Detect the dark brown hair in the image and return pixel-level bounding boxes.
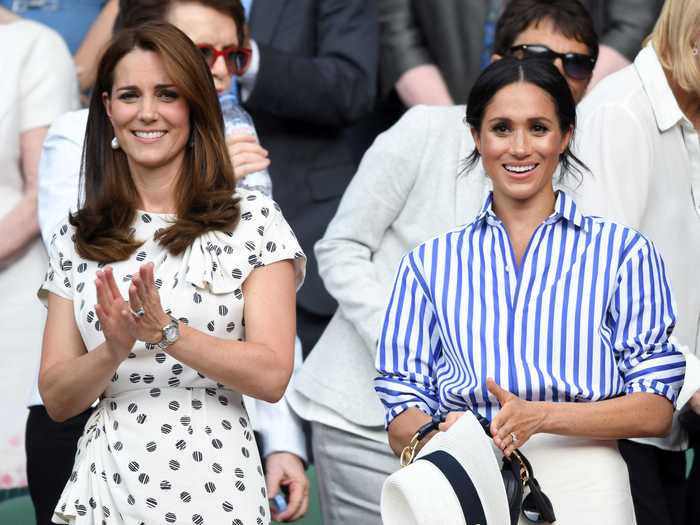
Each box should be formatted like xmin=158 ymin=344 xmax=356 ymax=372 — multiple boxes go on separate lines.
xmin=70 ymin=22 xmax=239 ymax=262
xmin=114 ymin=0 xmax=246 ymax=45
xmin=494 ymin=0 xmax=599 ymax=60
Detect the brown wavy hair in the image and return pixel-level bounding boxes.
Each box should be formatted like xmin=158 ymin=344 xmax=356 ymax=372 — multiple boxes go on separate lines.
xmin=70 ymin=22 xmax=240 ymax=262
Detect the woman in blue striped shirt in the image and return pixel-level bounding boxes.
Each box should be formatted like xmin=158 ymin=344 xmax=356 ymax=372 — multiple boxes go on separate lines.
xmin=375 ymin=57 xmax=686 ymax=524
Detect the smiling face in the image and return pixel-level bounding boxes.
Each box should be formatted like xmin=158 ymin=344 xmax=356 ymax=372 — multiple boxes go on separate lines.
xmin=166 ymin=2 xmax=241 ymax=94
xmin=471 ymin=81 xmax=571 ymax=211
xmin=509 ymin=18 xmax=592 ymax=103
xmin=103 ymin=48 xmax=190 ymax=179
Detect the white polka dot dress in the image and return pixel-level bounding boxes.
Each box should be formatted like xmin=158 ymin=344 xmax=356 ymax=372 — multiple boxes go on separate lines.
xmin=39 ymin=190 xmax=305 ymax=525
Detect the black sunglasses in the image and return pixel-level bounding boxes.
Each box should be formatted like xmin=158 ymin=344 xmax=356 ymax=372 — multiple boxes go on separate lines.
xmin=509 ymin=44 xmax=596 ymax=80
xmin=522 ymin=487 xmax=555 ymax=523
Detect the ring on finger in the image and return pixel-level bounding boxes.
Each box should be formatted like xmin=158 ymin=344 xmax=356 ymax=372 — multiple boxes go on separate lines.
xmin=510 ymin=431 xmax=518 ymax=444
xmin=130 ymin=306 xmax=145 ymax=318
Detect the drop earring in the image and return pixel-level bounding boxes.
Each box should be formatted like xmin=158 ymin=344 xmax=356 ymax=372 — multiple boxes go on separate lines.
xmin=111 ymin=136 xmax=120 ymax=150
xmin=693 ymin=42 xmax=699 ymax=56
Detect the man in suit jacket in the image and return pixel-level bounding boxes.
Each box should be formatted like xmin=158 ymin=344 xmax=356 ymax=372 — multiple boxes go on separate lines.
xmin=378 ymin=0 xmax=663 ymax=106
xmin=289 ymin=2 xmax=599 ymax=523
xmin=239 ymin=0 xmax=379 ymax=355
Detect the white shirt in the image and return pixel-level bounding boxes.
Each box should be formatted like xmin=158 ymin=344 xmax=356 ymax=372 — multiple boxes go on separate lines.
xmin=36 ymin=109 xmax=307 ymax=460
xmin=573 ymin=43 xmax=700 ymax=450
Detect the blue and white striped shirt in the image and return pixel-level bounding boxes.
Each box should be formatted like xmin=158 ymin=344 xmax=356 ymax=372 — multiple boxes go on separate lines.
xmin=375 ymin=191 xmax=686 ymax=427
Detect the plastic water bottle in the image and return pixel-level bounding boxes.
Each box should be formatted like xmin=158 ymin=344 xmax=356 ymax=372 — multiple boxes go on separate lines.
xmin=219 ymin=93 xmax=273 ymax=197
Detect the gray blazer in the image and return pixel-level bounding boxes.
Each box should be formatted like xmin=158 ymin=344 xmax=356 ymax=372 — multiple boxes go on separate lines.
xmin=295 ymin=105 xmax=490 ymax=427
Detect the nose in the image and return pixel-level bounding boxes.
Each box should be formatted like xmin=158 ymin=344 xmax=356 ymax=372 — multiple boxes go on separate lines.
xmin=138 ymin=95 xmax=158 ymax=123
xmin=511 ymin=129 xmax=531 ymax=157
xmin=553 ymin=57 xmax=566 ymax=79
xmin=210 ymin=54 xmax=229 ymax=87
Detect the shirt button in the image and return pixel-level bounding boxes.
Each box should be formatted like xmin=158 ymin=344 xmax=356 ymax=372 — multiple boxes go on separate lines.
xmin=505 ymin=266 xmax=512 ymax=273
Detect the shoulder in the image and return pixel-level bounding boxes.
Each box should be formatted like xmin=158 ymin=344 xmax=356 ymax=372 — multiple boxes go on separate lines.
xmin=578 ymin=64 xmax=652 ymax=126
xmin=6 ymin=20 xmax=70 ymax=62
xmin=45 ymin=216 xmax=78 ymax=258
xmin=48 ymin=109 xmax=89 ymax=137
xmin=585 ymin=215 xmax=657 ymax=261
xmin=235 ymin=189 xmax=281 ymax=223
xmin=399 ymin=104 xmax=466 ymax=130
xmin=405 ymin=221 xmax=477 ymax=266
xmin=373 ymin=104 xmax=467 ymax=159
xmin=45 ymin=109 xmax=89 ymax=144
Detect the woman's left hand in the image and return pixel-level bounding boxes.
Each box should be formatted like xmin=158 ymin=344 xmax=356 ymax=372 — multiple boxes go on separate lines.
xmin=488 ymin=378 xmax=546 ymax=456
xmin=126 ymin=262 xmax=171 ymax=344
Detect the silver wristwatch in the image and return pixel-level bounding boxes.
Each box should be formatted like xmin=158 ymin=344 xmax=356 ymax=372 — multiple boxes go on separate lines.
xmin=155 ymin=315 xmax=180 ymax=350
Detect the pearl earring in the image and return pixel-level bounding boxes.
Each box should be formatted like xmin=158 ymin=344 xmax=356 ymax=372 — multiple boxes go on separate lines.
xmin=111 ymin=136 xmax=120 ymax=150
xmin=694 ymin=42 xmax=699 ymax=56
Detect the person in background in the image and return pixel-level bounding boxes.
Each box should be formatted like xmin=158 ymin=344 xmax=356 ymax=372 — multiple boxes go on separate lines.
xmin=573 ymin=0 xmax=700 ymax=523
xmin=32 ymin=2 xmax=309 ymax=523
xmin=378 ymin=0 xmax=662 ymax=107
xmin=39 ymin=22 xmax=305 ymax=525
xmin=240 ymin=0 xmax=379 ymax=355
xmin=0 ymin=5 xmax=78 ymax=504
xmin=376 ymin=55 xmax=684 ymax=525
xmin=292 ymin=2 xmax=598 ymax=523
xmin=0 ymin=0 xmax=107 ymax=54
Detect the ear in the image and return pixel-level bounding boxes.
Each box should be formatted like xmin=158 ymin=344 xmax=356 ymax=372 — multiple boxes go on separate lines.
xmin=102 ymin=91 xmax=113 ymax=119
xmin=560 ymin=125 xmax=574 ymax=154
xmin=470 ymin=126 xmax=482 ymax=153
xmin=490 ymin=53 xmax=503 ymax=64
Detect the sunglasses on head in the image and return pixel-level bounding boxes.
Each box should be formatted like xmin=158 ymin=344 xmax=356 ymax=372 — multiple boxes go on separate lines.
xmin=508 ymin=44 xmax=596 ymax=80
xmin=196 ymin=44 xmax=252 ymax=76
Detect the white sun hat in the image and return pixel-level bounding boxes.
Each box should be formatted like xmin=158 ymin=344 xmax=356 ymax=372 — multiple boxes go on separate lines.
xmin=381 ymin=411 xmax=510 ymax=525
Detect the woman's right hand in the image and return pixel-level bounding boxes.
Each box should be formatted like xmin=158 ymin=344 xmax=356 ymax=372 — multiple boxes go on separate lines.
xmin=226 ymin=133 xmax=270 ymax=180
xmin=94 ymin=266 xmax=136 ymax=363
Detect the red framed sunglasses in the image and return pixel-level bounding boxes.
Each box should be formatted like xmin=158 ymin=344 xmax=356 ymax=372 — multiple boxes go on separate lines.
xmin=196 ymin=44 xmax=252 ymax=76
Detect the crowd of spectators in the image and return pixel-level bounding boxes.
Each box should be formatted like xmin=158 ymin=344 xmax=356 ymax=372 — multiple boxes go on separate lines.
xmin=0 ymin=1 xmax=698 ymax=525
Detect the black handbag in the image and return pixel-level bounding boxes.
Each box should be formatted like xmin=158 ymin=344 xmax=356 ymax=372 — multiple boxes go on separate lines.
xmin=401 ymin=412 xmax=556 ymax=525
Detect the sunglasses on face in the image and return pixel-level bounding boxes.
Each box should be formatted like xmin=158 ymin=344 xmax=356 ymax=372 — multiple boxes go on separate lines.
xmin=196 ymin=44 xmax=252 ymax=76
xmin=508 ymin=44 xmax=596 ymax=80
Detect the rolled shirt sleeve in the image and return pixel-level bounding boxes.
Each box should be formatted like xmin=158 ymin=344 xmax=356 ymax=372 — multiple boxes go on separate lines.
xmin=611 ymin=237 xmax=686 ymax=404
xmin=374 ymin=250 xmax=441 ymax=428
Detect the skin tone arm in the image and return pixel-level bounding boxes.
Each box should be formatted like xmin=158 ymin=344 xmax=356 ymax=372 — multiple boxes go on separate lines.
xmin=0 ymin=126 xmax=48 ymax=268
xmin=394 ymin=64 xmax=454 ymax=106
xmin=40 ymin=260 xmax=297 ymax=421
xmin=39 ymin=290 xmax=135 ymax=423
xmin=123 ymin=261 xmax=296 ymax=402
xmin=387 ymin=407 xmax=433 ymax=456
xmin=73 ymin=0 xmax=119 ymax=93
xmin=440 ymin=379 xmax=673 ymax=457
xmin=389 ymin=379 xmax=672 ymax=459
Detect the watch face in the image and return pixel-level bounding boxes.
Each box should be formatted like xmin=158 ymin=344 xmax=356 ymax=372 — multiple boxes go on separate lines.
xmin=164 ymin=323 xmax=179 ymax=343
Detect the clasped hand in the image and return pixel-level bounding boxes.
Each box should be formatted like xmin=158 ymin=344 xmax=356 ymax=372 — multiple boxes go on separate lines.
xmin=438 ymin=378 xmax=547 ymax=457
xmin=94 ymin=263 xmax=170 ymax=362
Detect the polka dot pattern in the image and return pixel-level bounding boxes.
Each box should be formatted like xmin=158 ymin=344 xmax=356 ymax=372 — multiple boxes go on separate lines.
xmin=40 ymin=190 xmax=304 ymax=525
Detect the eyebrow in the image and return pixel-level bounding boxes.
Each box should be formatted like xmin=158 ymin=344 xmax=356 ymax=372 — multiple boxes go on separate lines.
xmin=486 ymin=116 xmax=556 ymax=125
xmin=115 ymin=83 xmax=177 ymax=92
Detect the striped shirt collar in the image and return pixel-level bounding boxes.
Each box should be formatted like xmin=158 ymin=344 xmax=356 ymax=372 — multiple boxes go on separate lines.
xmin=473 ymin=190 xmax=588 ymax=232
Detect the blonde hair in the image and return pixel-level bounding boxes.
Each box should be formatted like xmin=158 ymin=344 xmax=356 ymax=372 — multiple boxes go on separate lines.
xmin=648 ymin=0 xmax=700 ymax=95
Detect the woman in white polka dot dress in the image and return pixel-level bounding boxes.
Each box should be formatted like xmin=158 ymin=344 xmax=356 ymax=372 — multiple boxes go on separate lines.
xmin=38 ymin=24 xmax=304 ymax=525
